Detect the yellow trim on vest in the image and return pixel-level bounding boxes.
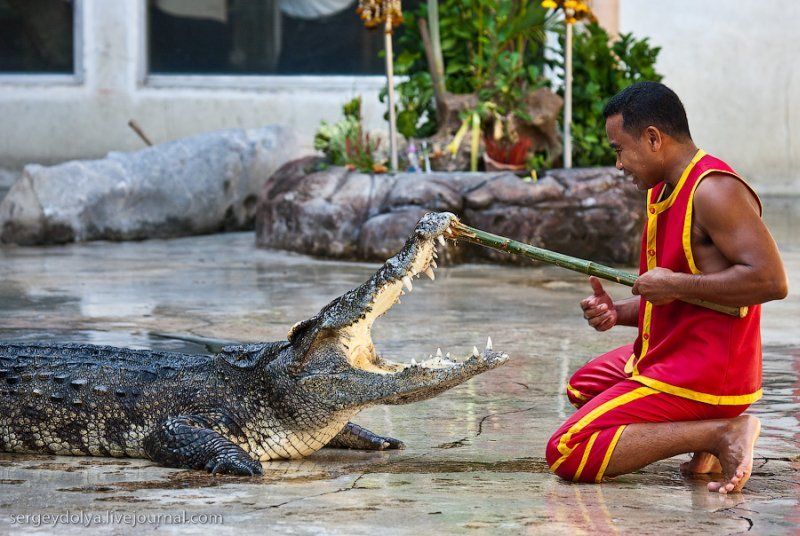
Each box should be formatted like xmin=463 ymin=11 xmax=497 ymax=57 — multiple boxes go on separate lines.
xmin=636 ymin=150 xmax=706 ymax=374
xmin=623 ymin=353 xmax=636 ymax=375
xmin=629 ymin=375 xmax=762 ymax=405
xmin=549 ymin=386 xmax=658 ymax=473
xmin=648 ymin=149 xmax=706 ymax=214
xmin=567 ymin=384 xmax=590 ymax=402
xmin=683 ymin=178 xmax=704 ymax=275
xmin=596 ymin=425 xmax=627 ymax=483
xmin=633 ymin=302 xmax=652 ymax=375
xmin=682 ymin=168 xmax=763 ymax=276
xmin=574 ymin=431 xmax=600 ymax=481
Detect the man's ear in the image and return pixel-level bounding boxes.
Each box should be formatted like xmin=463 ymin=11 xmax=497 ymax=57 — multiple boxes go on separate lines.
xmin=644 ymin=126 xmax=662 ymax=152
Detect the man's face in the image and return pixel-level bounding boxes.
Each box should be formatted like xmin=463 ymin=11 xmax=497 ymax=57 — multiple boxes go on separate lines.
xmin=605 ymin=114 xmax=661 ymax=191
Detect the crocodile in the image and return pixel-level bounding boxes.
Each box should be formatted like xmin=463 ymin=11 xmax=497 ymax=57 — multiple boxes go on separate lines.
xmin=0 ymin=212 xmax=508 ymax=475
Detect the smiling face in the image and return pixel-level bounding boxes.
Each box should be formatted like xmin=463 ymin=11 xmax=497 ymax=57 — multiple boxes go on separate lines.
xmin=605 ymin=113 xmax=665 ymax=191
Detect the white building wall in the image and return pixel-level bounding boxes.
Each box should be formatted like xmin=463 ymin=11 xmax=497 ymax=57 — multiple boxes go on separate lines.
xmin=0 ymin=0 xmax=386 ymax=169
xmin=620 ymin=0 xmax=800 ymax=193
xmin=1 ymin=1 xmax=798 ymax=195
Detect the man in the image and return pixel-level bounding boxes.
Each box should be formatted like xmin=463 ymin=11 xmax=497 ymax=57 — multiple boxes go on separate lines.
xmin=545 ymin=82 xmax=788 ymax=493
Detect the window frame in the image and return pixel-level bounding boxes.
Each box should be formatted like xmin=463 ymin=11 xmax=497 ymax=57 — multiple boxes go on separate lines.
xmin=0 ymin=0 xmax=85 ymax=85
xmin=138 ymin=0 xmax=388 ymax=91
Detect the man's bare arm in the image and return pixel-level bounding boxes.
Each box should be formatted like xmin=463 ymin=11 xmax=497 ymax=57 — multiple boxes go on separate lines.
xmin=633 ymin=174 xmax=788 ymax=307
xmin=611 ymin=296 xmax=640 ymax=326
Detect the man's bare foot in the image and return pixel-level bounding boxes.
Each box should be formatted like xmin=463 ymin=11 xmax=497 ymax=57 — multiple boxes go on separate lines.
xmin=708 ymin=415 xmax=761 ymax=494
xmin=681 ymin=451 xmax=722 ymax=475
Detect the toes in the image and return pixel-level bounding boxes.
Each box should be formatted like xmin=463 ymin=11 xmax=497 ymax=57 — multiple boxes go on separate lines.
xmin=707 ymin=481 xmax=722 ymax=492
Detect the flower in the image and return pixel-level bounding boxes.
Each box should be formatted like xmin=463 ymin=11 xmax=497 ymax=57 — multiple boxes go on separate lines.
xmin=540 ymin=0 xmax=595 ymax=24
xmin=357 ymin=0 xmax=403 ymax=31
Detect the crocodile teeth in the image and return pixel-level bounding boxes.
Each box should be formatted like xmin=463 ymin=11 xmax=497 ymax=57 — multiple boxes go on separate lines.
xmin=424 ymin=267 xmax=435 ymax=280
xmin=486 ymin=337 xmax=493 ymax=350
xmin=436 ymin=348 xmax=443 ymax=357
xmin=445 ymin=226 xmax=453 ymax=235
xmin=446 ymin=352 xmax=450 ymax=358
xmin=472 ymin=346 xmax=480 ymax=356
xmin=432 ymin=251 xmax=438 ymax=259
xmin=410 ymin=358 xmax=417 ymax=365
xmin=402 ymin=276 xmax=413 ymax=292
xmin=437 ymin=236 xmax=446 ymax=246
xmin=430 ymin=259 xmax=437 ymax=268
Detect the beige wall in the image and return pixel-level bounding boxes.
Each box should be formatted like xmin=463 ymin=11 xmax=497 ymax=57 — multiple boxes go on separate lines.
xmin=590 ymin=0 xmax=619 ymax=38
xmin=620 ymin=1 xmax=800 ymax=193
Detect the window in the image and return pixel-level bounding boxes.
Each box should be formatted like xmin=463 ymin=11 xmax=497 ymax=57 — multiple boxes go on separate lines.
xmin=147 ymin=0 xmax=420 ymax=76
xmin=0 ymin=0 xmax=76 ymax=74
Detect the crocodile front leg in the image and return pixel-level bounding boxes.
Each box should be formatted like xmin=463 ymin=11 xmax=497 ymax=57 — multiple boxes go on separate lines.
xmin=325 ymin=422 xmax=405 ymax=451
xmin=143 ymin=416 xmax=263 ymax=476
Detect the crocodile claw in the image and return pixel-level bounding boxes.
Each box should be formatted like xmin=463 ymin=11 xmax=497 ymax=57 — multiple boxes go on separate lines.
xmin=379 ymin=436 xmax=406 ymax=450
xmin=205 ymin=456 xmax=263 ymax=476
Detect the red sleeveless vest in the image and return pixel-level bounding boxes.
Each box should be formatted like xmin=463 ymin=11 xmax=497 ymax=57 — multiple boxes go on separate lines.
xmin=625 ymin=150 xmax=763 ymax=405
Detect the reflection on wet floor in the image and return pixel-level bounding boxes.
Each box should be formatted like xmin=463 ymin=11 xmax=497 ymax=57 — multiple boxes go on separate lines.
xmin=0 ymin=196 xmax=797 ymax=534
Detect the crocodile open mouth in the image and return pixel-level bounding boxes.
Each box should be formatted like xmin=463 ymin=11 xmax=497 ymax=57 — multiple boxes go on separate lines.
xmin=338 ymin=212 xmax=508 ymax=376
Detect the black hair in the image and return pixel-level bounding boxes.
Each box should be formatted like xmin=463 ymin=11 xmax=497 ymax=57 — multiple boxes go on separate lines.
xmin=602 ymin=81 xmax=692 ymax=141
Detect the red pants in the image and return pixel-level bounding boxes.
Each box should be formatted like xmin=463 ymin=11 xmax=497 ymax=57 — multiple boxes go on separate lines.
xmin=546 ymin=344 xmax=749 ymax=483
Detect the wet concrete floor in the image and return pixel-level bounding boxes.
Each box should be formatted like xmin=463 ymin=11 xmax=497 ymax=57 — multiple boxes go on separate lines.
xmin=0 ymin=197 xmax=798 ymax=534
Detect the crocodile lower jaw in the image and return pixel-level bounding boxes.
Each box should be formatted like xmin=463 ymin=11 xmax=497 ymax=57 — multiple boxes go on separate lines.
xmin=342 ymin=224 xmax=503 ymax=375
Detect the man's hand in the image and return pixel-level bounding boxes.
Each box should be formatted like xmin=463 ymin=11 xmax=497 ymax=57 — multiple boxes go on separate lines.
xmin=632 ymin=267 xmax=679 ymax=305
xmin=580 ymin=276 xmax=618 ymax=331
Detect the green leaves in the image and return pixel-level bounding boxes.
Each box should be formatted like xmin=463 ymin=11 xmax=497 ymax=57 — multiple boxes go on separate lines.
xmin=560 ymin=23 xmax=663 ymax=167
xmin=380 ymin=71 xmax=437 ymax=140
xmin=392 ymin=0 xmax=555 ymax=138
xmin=314 ymin=97 xmax=387 ymax=171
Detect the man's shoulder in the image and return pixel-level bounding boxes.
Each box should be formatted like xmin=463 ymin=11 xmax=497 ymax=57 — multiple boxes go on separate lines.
xmin=693 ymin=172 xmax=761 ymax=221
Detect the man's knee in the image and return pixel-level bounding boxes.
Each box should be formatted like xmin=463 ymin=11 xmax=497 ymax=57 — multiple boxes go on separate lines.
xmin=546 ymin=428 xmax=608 ymax=484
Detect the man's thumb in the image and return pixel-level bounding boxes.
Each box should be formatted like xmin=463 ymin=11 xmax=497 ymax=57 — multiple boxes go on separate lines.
xmin=589 ymin=276 xmax=605 ymax=296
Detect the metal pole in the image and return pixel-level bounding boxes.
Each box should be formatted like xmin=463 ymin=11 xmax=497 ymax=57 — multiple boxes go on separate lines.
xmin=385 ymin=11 xmax=399 ymax=172
xmin=564 ymin=21 xmax=573 ymax=169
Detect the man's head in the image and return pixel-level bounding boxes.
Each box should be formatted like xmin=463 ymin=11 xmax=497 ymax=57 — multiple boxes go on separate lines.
xmin=603 ymin=81 xmax=693 ymax=190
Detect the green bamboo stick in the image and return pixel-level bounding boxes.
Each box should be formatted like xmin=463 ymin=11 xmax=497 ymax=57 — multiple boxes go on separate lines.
xmin=450 ymin=221 xmax=747 ymax=318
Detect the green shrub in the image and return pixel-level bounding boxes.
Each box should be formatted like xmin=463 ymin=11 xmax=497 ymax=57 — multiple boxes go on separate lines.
xmin=314 ymin=97 xmax=388 ymax=173
xmin=314 ymin=97 xmax=362 ymax=166
xmin=386 ymin=1 xmax=554 ymax=140
xmin=564 ymin=23 xmax=662 ymax=167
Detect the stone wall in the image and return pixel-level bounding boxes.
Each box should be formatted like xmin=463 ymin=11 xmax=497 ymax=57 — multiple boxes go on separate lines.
xmin=256 ymin=158 xmax=644 ymax=266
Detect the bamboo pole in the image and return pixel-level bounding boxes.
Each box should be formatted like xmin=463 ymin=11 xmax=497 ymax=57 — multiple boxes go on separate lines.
xmin=450 ymin=221 xmax=747 ymax=318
